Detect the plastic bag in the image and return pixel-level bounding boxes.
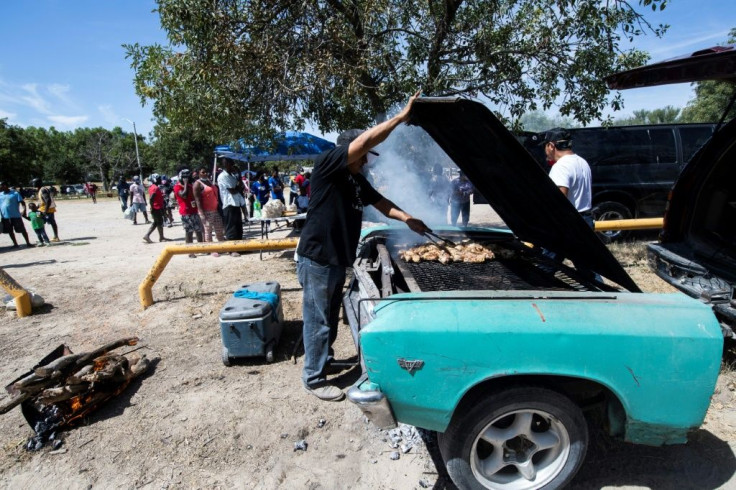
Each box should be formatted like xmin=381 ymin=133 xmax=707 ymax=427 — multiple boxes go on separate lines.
xmin=123 ymin=206 xmax=135 ymax=220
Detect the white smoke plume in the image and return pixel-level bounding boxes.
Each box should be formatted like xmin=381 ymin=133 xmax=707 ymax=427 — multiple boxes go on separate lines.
xmin=362 ymin=124 xmax=457 ymax=226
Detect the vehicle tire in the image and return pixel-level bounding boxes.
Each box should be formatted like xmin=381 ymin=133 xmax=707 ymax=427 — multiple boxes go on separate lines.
xmin=221 ymin=346 xmax=232 ymax=367
xmin=592 ymin=201 xmax=633 ymax=242
xmin=438 ymin=386 xmax=588 ymax=490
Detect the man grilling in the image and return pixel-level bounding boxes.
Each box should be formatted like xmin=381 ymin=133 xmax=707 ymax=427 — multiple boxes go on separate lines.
xmin=297 ymin=91 xmax=431 ymax=401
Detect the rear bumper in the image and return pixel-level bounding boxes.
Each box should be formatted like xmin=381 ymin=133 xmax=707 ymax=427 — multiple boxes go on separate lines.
xmin=347 ymin=376 xmax=397 ymax=429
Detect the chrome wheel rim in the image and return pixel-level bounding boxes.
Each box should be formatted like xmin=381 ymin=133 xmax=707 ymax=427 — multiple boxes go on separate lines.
xmin=470 ymin=409 xmax=571 ymax=490
xmin=596 ymin=209 xmax=627 ymax=240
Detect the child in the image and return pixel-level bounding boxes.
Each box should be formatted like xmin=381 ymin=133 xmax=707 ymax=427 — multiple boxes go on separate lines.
xmin=24 ymin=202 xmax=50 ymax=246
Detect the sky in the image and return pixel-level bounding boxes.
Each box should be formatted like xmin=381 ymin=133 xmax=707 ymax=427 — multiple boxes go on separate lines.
xmin=0 ymin=1 xmax=732 ymax=141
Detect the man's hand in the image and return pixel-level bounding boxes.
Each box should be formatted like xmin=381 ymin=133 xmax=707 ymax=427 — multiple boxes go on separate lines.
xmin=405 ymin=217 xmax=431 ymax=235
xmin=396 ymin=90 xmax=421 ymax=123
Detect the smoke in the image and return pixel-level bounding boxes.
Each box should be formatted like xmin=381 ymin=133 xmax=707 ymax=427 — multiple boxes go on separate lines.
xmin=362 ymin=125 xmax=457 ymax=226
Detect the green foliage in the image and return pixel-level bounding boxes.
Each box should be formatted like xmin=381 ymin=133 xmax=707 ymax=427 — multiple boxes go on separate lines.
xmin=611 ymin=105 xmax=681 ymax=125
xmin=125 ymin=0 xmax=667 ymax=139
xmin=519 ymin=111 xmax=582 ymax=132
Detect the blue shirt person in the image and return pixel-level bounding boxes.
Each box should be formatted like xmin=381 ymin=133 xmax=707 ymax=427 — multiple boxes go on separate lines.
xmin=0 ymin=181 xmax=31 ymax=247
xmin=267 ymin=167 xmax=285 ymax=203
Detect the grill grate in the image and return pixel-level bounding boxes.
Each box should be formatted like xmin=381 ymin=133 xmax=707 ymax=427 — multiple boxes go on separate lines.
xmin=401 ymin=257 xmax=582 ymax=292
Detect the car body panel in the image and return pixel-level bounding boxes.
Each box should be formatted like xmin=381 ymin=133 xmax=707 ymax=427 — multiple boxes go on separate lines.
xmin=359 ymin=290 xmax=722 ymax=444
xmin=408 ymin=97 xmax=640 ymax=292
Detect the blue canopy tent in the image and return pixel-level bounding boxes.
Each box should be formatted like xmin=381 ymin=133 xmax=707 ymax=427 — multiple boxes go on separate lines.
xmin=215 ymin=131 xmax=335 ymax=177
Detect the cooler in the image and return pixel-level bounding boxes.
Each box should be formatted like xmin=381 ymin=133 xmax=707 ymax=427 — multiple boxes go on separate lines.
xmin=219 ymin=281 xmax=284 ymax=365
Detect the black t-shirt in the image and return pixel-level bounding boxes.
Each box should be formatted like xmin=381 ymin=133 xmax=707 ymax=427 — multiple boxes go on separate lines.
xmin=297 ymin=146 xmax=382 ymax=266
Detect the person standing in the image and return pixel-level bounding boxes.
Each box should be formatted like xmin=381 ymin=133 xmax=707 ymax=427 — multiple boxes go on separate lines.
xmin=268 ymin=167 xmax=285 ymax=204
xmin=128 ymin=176 xmax=150 ymax=225
xmin=85 ymin=181 xmax=98 ymax=203
xmin=174 ymin=169 xmax=204 ymax=257
xmin=23 ymin=202 xmax=50 ymax=246
xmin=217 ymin=158 xmax=246 ymax=254
xmin=250 ymin=172 xmax=270 ymax=212
xmin=143 ymin=174 xmax=170 ymax=243
xmin=296 ymin=91 xmax=430 ymax=401
xmin=0 ymin=181 xmax=31 ymax=247
xmin=32 ymin=178 xmax=60 ymax=242
xmin=539 ymin=128 xmax=601 ymax=281
xmin=160 ymin=175 xmax=175 ymax=227
xmin=449 ymin=171 xmax=473 ymax=226
xmin=194 ymin=166 xmax=226 ymax=251
xmin=117 ymin=176 xmax=130 ymax=213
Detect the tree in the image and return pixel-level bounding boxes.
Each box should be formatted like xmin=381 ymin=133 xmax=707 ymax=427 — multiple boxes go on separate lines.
xmin=0 ymin=119 xmax=40 ymax=186
xmin=520 ymin=111 xmax=582 ymax=132
xmin=126 ymin=0 xmax=667 ymax=140
xmin=611 ymin=105 xmax=681 ymax=126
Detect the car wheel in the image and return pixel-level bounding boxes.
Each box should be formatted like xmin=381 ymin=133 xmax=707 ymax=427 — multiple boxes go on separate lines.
xmin=593 ymin=201 xmax=633 ymax=242
xmin=438 ymin=387 xmax=588 ymax=490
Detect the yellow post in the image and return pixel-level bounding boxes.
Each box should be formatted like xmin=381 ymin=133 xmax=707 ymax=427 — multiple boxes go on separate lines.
xmin=139 ymin=238 xmax=299 ymax=309
xmin=594 ymin=217 xmax=663 ymax=231
xmin=0 ymin=267 xmax=32 ymax=318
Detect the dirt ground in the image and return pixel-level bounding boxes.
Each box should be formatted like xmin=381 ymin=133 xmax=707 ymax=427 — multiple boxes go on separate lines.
xmin=1 ymin=196 xmax=735 ymax=489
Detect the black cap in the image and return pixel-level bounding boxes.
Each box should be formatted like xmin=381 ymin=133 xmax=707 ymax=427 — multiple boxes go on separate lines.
xmin=336 ymin=129 xmax=379 ymax=156
xmin=535 ymin=128 xmax=572 ymax=149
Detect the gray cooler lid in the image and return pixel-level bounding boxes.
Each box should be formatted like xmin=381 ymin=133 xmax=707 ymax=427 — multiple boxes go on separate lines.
xmin=219 ymin=281 xmax=281 ymax=321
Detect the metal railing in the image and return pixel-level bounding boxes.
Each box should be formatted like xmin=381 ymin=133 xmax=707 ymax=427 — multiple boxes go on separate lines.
xmin=139 ymin=238 xmax=299 ymax=309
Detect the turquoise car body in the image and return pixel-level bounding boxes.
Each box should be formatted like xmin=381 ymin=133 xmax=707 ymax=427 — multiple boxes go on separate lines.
xmin=358 ymin=289 xmax=721 ymax=445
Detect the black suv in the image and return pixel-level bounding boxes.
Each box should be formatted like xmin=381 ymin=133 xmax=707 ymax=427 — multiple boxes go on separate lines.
xmin=607 ymin=45 xmax=736 ymax=337
xmin=522 ymin=123 xmax=716 ymax=240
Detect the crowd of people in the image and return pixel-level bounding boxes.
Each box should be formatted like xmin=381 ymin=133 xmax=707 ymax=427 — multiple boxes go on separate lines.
xmin=116 ymin=163 xmax=313 ymax=257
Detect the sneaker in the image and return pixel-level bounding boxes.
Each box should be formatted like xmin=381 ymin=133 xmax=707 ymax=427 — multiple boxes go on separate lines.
xmin=230 ymin=252 xmax=240 ymax=257
xmin=143 ymin=237 xmax=153 ymax=244
xmin=50 ymin=237 xmax=60 ymax=242
xmin=159 ymin=238 xmax=172 ymax=242
xmin=36 ymin=242 xmax=45 ymax=247
xmin=211 ymin=252 xmax=220 ymax=257
xmin=303 ymin=384 xmax=345 ymax=402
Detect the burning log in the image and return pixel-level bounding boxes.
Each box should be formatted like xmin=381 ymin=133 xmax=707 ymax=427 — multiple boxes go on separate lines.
xmin=0 ymin=337 xmax=153 ymax=450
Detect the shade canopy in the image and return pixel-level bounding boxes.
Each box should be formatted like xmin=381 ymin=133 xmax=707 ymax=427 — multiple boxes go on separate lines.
xmin=215 ymin=131 xmax=335 ymax=163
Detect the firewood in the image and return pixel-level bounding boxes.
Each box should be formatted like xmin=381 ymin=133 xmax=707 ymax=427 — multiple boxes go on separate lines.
xmin=74 ymin=337 xmax=138 ymax=368
xmin=66 ymin=365 xmax=94 ymax=384
xmin=34 ymin=354 xmax=84 ymax=377
xmin=37 ymin=385 xmax=88 ymax=404
xmin=130 ymin=356 xmax=150 ymax=377
xmin=0 ymin=392 xmax=32 ymax=415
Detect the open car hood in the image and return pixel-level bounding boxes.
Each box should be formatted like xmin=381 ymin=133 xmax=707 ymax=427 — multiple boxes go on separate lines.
xmin=408 ymin=97 xmax=640 ymax=292
xmin=606 ymin=45 xmax=736 ymax=89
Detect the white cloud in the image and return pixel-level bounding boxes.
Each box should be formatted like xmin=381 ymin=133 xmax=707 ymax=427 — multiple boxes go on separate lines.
xmin=48 ymin=114 xmax=89 ymax=127
xmin=649 ymin=30 xmax=733 ymax=58
xmin=48 ymin=83 xmax=77 ymax=109
xmin=98 ymin=104 xmax=119 ymax=125
xmin=20 ymin=83 xmax=52 ymax=114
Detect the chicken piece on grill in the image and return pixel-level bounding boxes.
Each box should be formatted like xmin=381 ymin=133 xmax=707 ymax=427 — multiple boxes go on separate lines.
xmin=400 ymin=241 xmax=498 ymax=264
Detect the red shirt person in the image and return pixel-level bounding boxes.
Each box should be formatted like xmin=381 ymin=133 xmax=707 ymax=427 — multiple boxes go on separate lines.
xmin=173 ymin=169 xmax=204 ymax=254
xmin=143 ymin=174 xmax=170 ymax=243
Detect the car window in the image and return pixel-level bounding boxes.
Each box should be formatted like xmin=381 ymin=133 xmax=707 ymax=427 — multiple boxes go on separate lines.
xmin=680 ymin=126 xmax=715 ymax=163
xmin=573 ymin=128 xmax=675 ymax=166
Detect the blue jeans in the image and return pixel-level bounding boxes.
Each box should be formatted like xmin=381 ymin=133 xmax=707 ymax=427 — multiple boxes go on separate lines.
xmin=297 ymin=256 xmax=346 ymax=388
xmin=450 ymin=200 xmax=470 ymax=226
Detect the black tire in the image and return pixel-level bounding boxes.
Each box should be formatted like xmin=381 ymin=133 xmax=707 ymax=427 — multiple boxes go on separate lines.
xmin=222 ymin=346 xmax=232 ymax=367
xmin=593 ymin=201 xmax=633 ymax=242
xmin=438 ymin=387 xmax=588 ymax=490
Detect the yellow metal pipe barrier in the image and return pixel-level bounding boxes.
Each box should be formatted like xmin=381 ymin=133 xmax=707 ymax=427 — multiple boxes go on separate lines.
xmin=0 ymin=267 xmax=32 ymax=318
xmin=139 ymin=238 xmax=299 ymax=309
xmin=594 ymin=217 xmax=663 ymax=232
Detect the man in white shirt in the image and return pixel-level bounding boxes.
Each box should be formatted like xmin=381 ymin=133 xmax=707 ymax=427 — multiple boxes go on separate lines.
xmin=540 ymin=128 xmax=600 ymax=282
xmin=217 ymin=157 xmax=246 ymax=245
